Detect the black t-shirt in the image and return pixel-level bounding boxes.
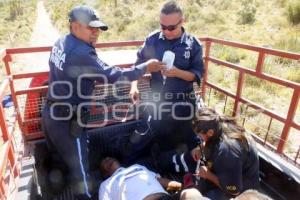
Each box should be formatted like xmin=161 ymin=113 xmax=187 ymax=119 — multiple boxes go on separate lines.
xmin=208 ymin=137 xmax=260 ymax=195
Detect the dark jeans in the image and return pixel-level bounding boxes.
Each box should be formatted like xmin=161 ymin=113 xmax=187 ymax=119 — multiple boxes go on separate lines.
xmin=42 ymin=104 xmax=92 ymax=199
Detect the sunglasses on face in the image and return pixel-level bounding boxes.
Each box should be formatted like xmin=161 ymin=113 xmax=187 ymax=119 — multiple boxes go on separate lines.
xmin=160 ymin=19 xmax=182 ymax=31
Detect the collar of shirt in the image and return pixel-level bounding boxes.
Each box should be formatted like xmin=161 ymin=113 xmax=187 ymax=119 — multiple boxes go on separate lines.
xmin=112 ymin=165 xmax=145 ymax=179
xmin=159 ymin=27 xmax=188 ymax=44
xmin=69 ymin=33 xmax=94 ymax=48
xmin=111 ymin=167 xmax=125 ymax=177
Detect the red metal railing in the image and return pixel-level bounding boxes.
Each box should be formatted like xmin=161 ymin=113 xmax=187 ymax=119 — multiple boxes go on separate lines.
xmin=0 ymin=79 xmax=20 ymax=199
xmin=0 ymin=38 xmax=299 ymax=199
xmin=201 ymin=38 xmax=300 ymax=159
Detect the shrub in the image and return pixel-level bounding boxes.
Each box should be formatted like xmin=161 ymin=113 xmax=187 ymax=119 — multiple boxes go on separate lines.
xmin=286 ymin=66 xmax=300 ymax=82
xmin=8 ymin=0 xmax=24 ymax=20
xmin=237 ymin=0 xmax=256 ymax=25
xmin=287 ymin=0 xmax=300 ymax=25
xmin=0 ymin=0 xmax=37 ymax=46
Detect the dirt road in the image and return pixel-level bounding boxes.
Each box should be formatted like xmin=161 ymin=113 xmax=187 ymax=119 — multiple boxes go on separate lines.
xmin=12 ymin=0 xmax=59 ymax=90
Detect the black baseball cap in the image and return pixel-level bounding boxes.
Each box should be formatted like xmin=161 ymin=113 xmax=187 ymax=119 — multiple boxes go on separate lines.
xmin=69 ymin=5 xmax=108 ymax=31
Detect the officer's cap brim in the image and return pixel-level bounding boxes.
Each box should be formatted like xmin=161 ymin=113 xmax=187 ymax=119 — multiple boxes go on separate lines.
xmin=89 ymin=20 xmax=108 ymax=31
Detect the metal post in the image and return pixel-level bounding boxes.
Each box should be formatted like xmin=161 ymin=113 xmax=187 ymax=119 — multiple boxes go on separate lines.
xmin=3 ymin=54 xmax=24 ymax=133
xmin=233 ymin=70 xmax=245 ymax=117
xmin=256 ymin=51 xmax=265 ymax=74
xmin=277 ymin=89 xmax=299 ymax=153
xmin=201 ymin=41 xmax=211 ymax=101
xmin=0 ymin=79 xmax=10 ymax=141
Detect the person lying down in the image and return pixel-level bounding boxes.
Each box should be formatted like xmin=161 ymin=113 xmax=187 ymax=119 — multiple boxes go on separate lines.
xmin=98 ymin=157 xmax=182 ymax=200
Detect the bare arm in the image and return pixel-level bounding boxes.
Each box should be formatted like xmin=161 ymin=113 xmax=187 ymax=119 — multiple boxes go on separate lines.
xmin=130 ymin=80 xmax=139 ymax=103
xmin=157 ymin=177 xmax=182 ymax=191
xmin=162 ymin=66 xmax=195 ymax=81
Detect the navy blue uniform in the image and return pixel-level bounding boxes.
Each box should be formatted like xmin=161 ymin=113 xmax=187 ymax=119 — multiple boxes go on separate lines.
xmin=42 ymin=33 xmax=148 ymax=198
xmin=136 ymin=29 xmax=203 ymax=93
xmin=203 ymin=138 xmax=260 ymax=200
xmin=135 ymin=29 xmax=204 ymax=151
xmin=155 ymin=135 xmax=259 ymax=200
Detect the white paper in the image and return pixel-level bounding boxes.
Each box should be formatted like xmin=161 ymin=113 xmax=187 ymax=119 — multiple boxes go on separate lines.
xmin=162 ymin=51 xmax=175 ymax=70
xmin=162 ymin=51 xmax=175 ymax=85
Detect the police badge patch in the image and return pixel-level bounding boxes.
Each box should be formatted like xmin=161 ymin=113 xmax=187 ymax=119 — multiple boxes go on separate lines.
xmin=184 ymin=50 xmax=190 ymax=59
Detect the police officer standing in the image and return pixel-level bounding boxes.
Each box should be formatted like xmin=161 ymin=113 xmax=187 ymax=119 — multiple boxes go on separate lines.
xmin=130 ymin=1 xmax=204 ymax=153
xmin=42 ymin=5 xmax=164 ymax=199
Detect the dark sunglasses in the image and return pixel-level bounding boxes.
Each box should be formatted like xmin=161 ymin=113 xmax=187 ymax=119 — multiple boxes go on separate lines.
xmin=160 ymin=19 xmax=182 ymax=31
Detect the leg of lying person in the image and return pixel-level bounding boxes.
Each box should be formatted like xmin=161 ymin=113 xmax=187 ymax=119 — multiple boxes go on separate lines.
xmin=42 ymin=105 xmax=93 ymax=199
xmin=156 ymin=150 xmax=197 ymax=174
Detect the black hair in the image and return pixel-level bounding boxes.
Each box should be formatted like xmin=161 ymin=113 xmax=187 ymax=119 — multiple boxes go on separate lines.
xmin=161 ymin=0 xmax=183 ymax=16
xmin=192 ymin=107 xmax=250 ymax=159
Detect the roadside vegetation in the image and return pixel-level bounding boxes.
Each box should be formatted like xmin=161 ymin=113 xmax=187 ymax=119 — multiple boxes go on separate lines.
xmin=0 ymin=0 xmax=37 ymax=48
xmin=0 ymin=0 xmax=38 ymax=81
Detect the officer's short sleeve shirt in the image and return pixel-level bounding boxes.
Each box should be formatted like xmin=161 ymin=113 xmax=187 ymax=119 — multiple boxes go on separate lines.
xmin=135 ymin=29 xmax=204 ymax=93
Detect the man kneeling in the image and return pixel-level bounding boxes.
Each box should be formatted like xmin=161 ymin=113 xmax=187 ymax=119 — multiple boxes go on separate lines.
xmin=99 ymin=157 xmax=182 ymax=200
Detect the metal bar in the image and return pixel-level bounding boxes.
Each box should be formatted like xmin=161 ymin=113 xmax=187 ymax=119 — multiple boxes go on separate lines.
xmin=209 ymin=37 xmax=300 ymax=60
xmin=209 ymin=57 xmax=300 ymax=89
xmin=15 ymin=86 xmax=48 ymax=95
xmin=0 ymin=79 xmax=9 ymax=104
xmin=3 ymin=54 xmax=12 ymax=75
xmin=6 ymin=46 xmax=52 ymax=54
xmin=277 ymin=89 xmax=300 ymax=153
xmin=233 ymin=70 xmax=245 ymax=117
xmin=0 ymin=100 xmax=10 ymax=142
xmin=264 ymin=118 xmax=273 ymax=145
xmin=0 ymin=142 xmax=9 ymax=187
xmin=4 ymin=37 xmax=299 ymax=60
xmin=21 ymin=117 xmax=41 ymax=126
xmin=3 ymin=57 xmax=24 ymax=135
xmin=24 ymin=131 xmax=44 ymax=141
xmin=201 ymin=41 xmax=211 ymax=101
xmin=223 ymin=95 xmax=228 ymax=114
xmin=206 ymin=82 xmax=236 ymax=100
xmin=8 ymin=145 xmax=18 ymax=177
xmin=206 ymin=82 xmax=296 ymax=128
xmin=251 ymin=133 xmax=277 ymax=150
xmin=295 ymin=145 xmax=300 ymax=164
xmin=242 ymin=105 xmax=249 ymax=126
xmin=12 ymin=71 xmax=49 ymax=80
xmin=256 ymin=52 xmax=266 ymax=74
xmin=207 ymin=87 xmax=212 ymax=106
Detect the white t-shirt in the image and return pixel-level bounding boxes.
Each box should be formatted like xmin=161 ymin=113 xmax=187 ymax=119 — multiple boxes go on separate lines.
xmin=99 ymin=164 xmax=167 ymax=200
